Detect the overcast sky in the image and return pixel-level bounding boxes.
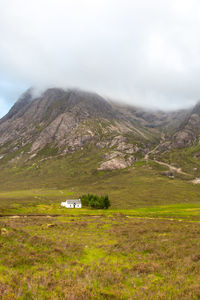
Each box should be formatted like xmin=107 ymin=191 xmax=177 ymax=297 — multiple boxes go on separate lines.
xmin=1 ymin=0 xmax=200 ymax=117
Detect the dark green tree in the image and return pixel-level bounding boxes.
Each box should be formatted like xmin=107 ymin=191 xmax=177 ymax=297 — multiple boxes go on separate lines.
xmin=103 ymin=195 xmax=110 ymax=209
xmin=80 ymin=194 xmax=111 ymax=209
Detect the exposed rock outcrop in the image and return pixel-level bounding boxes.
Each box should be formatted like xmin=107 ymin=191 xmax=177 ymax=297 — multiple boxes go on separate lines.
xmin=98 ymin=156 xmax=135 ymax=170
xmin=0 ymin=87 xmax=194 ymax=170
xmin=158 ymin=103 xmax=200 ymax=152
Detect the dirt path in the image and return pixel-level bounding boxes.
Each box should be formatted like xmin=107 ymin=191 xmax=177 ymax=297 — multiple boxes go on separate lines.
xmin=144 ymin=144 xmax=160 ymax=160
xmin=144 ymin=136 xmax=200 ymax=182
xmin=145 ymin=149 xmax=200 ymax=184
xmin=153 ymin=160 xmax=190 ymax=175
xmin=1 ymin=214 xmax=200 ymax=223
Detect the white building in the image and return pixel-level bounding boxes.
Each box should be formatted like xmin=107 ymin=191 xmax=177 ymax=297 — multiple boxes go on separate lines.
xmin=61 ymin=199 xmax=82 ymax=208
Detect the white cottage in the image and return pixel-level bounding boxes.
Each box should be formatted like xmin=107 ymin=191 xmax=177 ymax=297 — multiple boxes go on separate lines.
xmin=61 ymin=199 xmax=82 ymax=208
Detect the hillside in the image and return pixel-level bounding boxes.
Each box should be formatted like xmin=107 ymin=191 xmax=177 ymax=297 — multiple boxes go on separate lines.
xmin=0 ymin=88 xmax=156 ymax=169
xmin=152 ymin=101 xmax=200 ymax=177
xmin=0 ymin=87 xmax=200 ymax=208
xmin=0 ymin=88 xmax=187 ymax=168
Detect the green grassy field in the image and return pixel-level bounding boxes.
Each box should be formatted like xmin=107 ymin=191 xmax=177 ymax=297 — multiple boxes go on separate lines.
xmin=1 ymin=146 xmax=200 ymax=298
xmin=0 ymin=156 xmax=200 ymax=211
xmin=1 ymin=174 xmax=200 ymax=299
xmin=1 ymin=212 xmax=200 ymax=299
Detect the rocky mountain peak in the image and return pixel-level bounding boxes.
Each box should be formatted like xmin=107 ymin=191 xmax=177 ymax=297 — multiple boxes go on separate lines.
xmin=0 ymin=87 xmax=198 ymax=170
xmin=0 ymin=88 xmax=33 ymax=124
xmin=191 ymin=100 xmax=200 ymax=115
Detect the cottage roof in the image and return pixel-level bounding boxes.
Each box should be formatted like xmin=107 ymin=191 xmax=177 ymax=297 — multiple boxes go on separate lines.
xmin=66 ymin=199 xmax=81 ymax=204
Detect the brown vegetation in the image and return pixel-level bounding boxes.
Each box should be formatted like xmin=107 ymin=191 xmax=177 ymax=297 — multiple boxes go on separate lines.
xmin=0 ymin=215 xmax=200 ymax=299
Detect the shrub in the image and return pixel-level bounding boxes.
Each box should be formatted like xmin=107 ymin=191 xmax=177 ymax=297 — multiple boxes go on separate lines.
xmin=80 ymin=194 xmax=110 ymax=209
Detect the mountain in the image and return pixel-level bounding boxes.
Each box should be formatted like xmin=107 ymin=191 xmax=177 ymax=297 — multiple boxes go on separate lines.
xmin=147 ymin=101 xmax=200 ymax=178
xmin=1 ymin=87 xmax=200 ymax=207
xmin=0 ymin=87 xmax=185 ymax=170
xmin=158 ymin=102 xmax=200 ymax=150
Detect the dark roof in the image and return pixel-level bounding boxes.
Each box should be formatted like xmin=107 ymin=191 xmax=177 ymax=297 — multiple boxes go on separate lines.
xmin=66 ymin=199 xmax=81 ymax=204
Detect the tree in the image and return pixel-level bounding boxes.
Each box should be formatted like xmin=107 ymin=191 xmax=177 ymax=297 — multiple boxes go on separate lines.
xmin=103 ymin=195 xmax=110 ymax=209
xmin=80 ymin=194 xmax=111 ymax=209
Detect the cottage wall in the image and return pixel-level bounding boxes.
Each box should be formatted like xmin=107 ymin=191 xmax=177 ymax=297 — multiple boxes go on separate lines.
xmin=66 ymin=203 xmax=82 ymax=208
xmin=61 ymin=201 xmax=82 ymax=208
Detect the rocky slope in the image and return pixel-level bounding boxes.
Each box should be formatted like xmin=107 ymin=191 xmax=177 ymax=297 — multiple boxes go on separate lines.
xmin=0 ymin=88 xmax=194 ymax=170
xmin=157 ymin=102 xmax=200 ymax=152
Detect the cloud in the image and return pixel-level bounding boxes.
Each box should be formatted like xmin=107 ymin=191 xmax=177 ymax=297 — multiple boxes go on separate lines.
xmin=0 ymin=97 xmax=11 ymax=118
xmin=1 ymin=0 xmax=200 ymax=114
xmin=0 ymin=78 xmax=27 ymax=117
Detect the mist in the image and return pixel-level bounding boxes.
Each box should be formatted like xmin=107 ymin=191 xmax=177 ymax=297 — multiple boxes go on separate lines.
xmin=1 ymin=0 xmax=200 ymax=117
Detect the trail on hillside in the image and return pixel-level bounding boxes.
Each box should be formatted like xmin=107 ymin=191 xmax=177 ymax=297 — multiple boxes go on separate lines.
xmin=144 ymin=144 xmax=160 ymax=160
xmin=144 ymin=134 xmax=200 ymax=183
xmin=151 ymin=157 xmax=200 ymax=183
xmin=153 ymin=160 xmax=189 ymax=175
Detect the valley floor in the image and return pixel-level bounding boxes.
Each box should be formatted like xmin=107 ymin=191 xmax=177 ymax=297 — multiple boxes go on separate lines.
xmin=1 ymin=155 xmax=200 ymax=299
xmin=1 ymin=209 xmax=200 ymax=299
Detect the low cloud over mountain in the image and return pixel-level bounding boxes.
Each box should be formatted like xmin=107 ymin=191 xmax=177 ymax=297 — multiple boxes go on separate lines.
xmin=1 ymin=0 xmax=200 ymax=115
